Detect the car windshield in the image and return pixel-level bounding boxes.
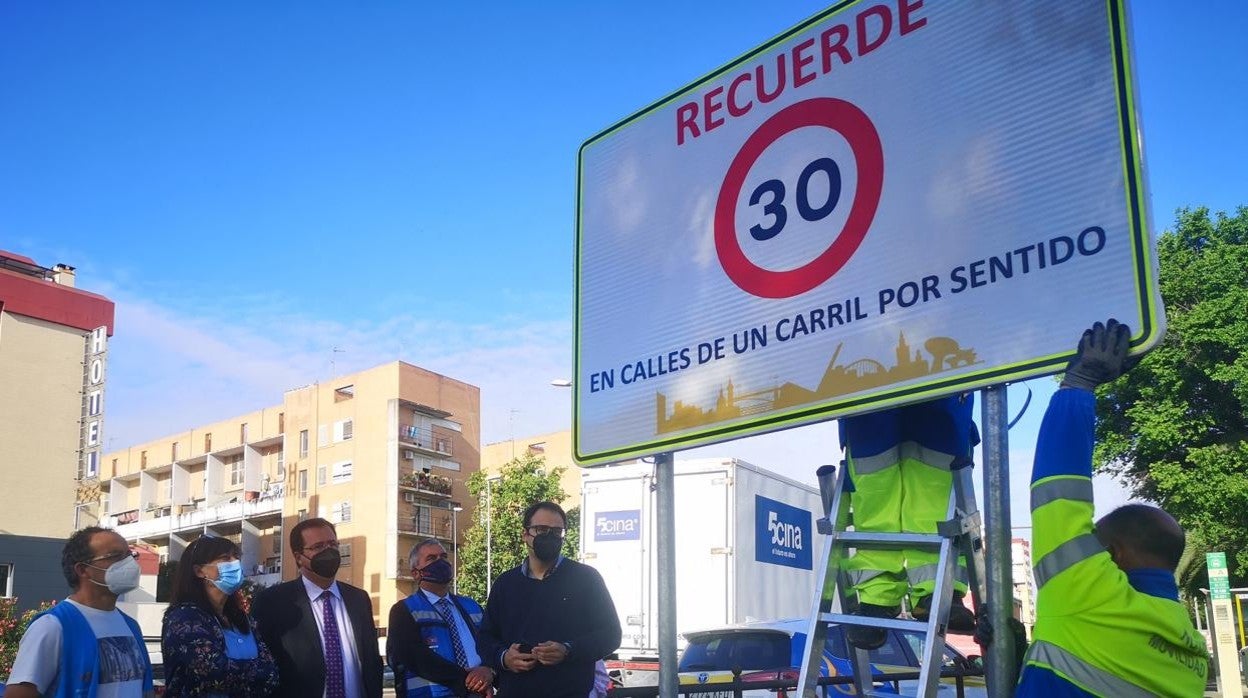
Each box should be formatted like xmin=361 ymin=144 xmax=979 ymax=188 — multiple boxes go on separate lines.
xmin=679 ymin=631 xmax=792 ymax=672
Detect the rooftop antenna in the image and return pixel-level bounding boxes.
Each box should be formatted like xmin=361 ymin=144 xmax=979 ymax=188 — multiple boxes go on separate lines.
xmin=330 ymin=347 xmax=346 ymax=377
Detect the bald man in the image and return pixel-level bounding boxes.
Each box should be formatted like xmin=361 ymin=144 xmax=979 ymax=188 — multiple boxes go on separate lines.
xmin=1016 ymin=320 xmax=1209 ymax=697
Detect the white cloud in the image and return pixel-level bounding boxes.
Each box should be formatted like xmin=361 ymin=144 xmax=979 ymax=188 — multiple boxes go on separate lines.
xmin=102 ymin=290 xmax=573 ymax=450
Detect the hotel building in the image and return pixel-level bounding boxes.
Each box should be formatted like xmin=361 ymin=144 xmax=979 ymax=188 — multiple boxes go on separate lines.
xmin=0 ymin=250 xmax=115 ymax=608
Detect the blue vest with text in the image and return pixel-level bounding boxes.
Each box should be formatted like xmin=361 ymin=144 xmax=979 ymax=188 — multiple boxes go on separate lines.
xmin=401 ymin=592 xmax=485 ymax=698
xmin=37 ymin=602 xmax=153 ymax=698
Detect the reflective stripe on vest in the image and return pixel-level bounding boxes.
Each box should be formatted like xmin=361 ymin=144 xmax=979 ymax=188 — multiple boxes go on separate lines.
xmin=1031 ymin=478 xmax=1094 ymax=511
xmin=906 ymin=563 xmax=968 ymax=586
xmin=1034 ymin=534 xmax=1103 ymax=588
xmin=1024 ymin=640 xmax=1155 ymax=698
xmin=852 ymin=442 xmax=958 ymax=476
xmin=846 ymin=568 xmax=891 ymax=586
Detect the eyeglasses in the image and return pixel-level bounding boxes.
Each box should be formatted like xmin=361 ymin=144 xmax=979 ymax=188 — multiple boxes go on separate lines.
xmin=526 ymin=526 xmax=565 ymax=537
xmin=301 ymin=540 xmax=340 ymax=555
xmin=83 ymin=550 xmax=139 ymax=565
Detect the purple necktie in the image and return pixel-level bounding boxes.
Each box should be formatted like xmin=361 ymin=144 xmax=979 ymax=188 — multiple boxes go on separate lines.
xmin=320 ymin=591 xmax=347 ymax=698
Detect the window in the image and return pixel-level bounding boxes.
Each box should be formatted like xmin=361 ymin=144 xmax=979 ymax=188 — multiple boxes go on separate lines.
xmin=339 ymin=542 xmax=352 ymax=567
xmin=240 ymin=423 xmax=249 ymax=443
xmin=333 ymin=419 xmax=353 ymax=443
xmin=297 ymin=508 xmax=308 ymax=521
xmin=164 ymin=478 xmax=173 ymax=502
xmin=333 ymin=500 xmax=352 ymax=524
xmin=334 ymin=385 xmax=355 ymax=401
xmin=272 ymin=530 xmax=283 ymax=554
xmin=298 ymin=470 xmax=308 ymax=498
xmin=318 ymin=464 xmax=327 ymax=486
xmin=278 ymin=412 xmax=285 ymax=434
xmin=331 ymin=460 xmax=353 ymax=485
xmin=0 ymin=563 xmax=12 ymax=597
xmin=140 ymin=451 xmax=148 ymax=469
xmin=227 ymin=456 xmax=244 ymax=488
xmin=171 ymin=442 xmax=179 ymax=462
xmin=204 ymin=433 xmax=213 ymax=452
xmin=299 ymin=430 xmax=309 ymax=459
xmin=276 ymin=449 xmax=285 ymax=476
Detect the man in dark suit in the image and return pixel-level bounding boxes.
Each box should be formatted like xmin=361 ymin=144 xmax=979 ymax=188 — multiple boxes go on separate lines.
xmin=387 ymin=539 xmax=494 ymax=697
xmin=253 ymin=517 xmax=384 ymax=698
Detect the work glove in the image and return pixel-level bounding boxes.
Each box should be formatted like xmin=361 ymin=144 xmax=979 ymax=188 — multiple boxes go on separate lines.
xmin=1060 ymin=319 xmax=1132 ymax=392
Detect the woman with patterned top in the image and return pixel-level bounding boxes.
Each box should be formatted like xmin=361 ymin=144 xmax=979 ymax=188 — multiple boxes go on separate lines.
xmin=161 ymin=535 xmax=279 ymax=697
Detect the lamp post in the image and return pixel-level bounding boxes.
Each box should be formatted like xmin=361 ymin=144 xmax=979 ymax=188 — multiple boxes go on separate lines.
xmin=450 ymin=501 xmax=463 ymax=594
xmin=484 ymin=475 xmax=501 ymax=595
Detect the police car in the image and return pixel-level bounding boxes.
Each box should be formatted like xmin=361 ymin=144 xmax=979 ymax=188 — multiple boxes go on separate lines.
xmin=677 ymin=618 xmax=986 ymax=697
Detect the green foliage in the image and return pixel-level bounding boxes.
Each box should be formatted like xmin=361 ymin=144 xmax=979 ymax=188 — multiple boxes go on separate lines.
xmin=456 ymin=453 xmax=571 ymax=603
xmin=0 ymin=597 xmax=55 ymax=678
xmin=1093 ymin=206 xmax=1248 ymax=595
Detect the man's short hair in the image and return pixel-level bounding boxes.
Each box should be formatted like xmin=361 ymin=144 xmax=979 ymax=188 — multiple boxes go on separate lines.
xmin=408 ymin=538 xmax=444 ymax=571
xmin=522 ymin=501 xmax=566 ymax=529
xmin=62 ymin=526 xmax=110 ymax=589
xmin=1095 ymin=504 xmax=1186 ymax=570
xmin=289 ymin=517 xmax=336 ymax=553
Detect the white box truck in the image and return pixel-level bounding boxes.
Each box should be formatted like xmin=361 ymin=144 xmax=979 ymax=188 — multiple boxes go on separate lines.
xmin=579 ymin=457 xmax=822 ymax=687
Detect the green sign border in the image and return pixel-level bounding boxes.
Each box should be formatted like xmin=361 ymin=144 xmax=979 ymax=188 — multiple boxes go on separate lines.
xmin=573 ymin=0 xmax=1161 ymax=465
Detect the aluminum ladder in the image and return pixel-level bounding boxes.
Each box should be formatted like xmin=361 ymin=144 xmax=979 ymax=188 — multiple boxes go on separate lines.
xmin=795 ymin=462 xmax=988 ymax=697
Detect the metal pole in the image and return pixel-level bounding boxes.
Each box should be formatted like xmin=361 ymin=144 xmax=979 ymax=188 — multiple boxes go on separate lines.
xmin=981 ymin=385 xmax=1017 ymax=695
xmin=656 ymin=452 xmax=678 ymax=698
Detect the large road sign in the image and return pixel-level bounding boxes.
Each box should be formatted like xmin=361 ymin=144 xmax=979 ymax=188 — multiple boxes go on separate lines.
xmin=574 ymin=0 xmax=1163 ymax=464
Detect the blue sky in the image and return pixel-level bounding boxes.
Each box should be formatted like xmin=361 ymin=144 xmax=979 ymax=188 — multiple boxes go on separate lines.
xmin=3 ymin=2 xmax=1245 ymax=530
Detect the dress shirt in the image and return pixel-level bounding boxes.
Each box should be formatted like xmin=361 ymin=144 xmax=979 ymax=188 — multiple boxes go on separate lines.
xmin=302 ymin=575 xmax=365 ymax=698
xmin=420 ymin=588 xmax=482 ymax=667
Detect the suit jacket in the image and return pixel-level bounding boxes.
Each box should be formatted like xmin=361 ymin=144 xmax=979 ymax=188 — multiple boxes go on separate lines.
xmin=252 ymin=577 xmax=384 ymax=698
xmin=386 ymin=592 xmax=484 ymax=698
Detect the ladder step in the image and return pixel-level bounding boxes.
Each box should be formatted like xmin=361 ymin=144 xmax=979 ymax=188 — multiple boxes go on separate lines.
xmin=820 ymin=612 xmax=932 ymax=633
xmin=834 ymin=531 xmax=945 ymax=548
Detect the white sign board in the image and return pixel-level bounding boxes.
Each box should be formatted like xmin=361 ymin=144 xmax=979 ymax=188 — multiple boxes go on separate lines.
xmin=574 ymin=0 xmax=1163 ymax=464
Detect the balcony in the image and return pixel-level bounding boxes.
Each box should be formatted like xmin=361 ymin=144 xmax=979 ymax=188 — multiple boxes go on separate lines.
xmin=399 ymin=472 xmax=452 ymax=497
xmin=108 ymin=496 xmax=284 ymax=540
xmin=396 ymin=510 xmax=454 ymax=540
xmin=398 ymin=423 xmax=453 ymax=456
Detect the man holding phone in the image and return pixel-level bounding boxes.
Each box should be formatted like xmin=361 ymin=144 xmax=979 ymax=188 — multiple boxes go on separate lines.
xmin=478 ymin=501 xmax=621 ymax=698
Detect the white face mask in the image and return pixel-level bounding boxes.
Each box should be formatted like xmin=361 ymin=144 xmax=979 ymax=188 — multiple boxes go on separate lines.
xmin=88 ymin=555 xmax=141 ymax=596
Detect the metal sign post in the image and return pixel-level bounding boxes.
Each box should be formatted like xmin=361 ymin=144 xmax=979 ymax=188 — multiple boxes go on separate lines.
xmin=655 ymin=452 xmax=678 ymax=697
xmin=1206 ymin=553 xmax=1244 ymax=698
xmin=980 ymin=385 xmax=1017 ymax=695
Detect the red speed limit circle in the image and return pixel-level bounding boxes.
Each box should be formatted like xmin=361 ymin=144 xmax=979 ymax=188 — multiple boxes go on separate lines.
xmin=714 ymin=97 xmax=884 ymax=299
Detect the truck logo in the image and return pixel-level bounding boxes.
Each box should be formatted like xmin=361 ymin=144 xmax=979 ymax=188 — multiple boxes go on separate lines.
xmin=755 ymin=495 xmax=813 ymax=570
xmin=595 ymin=509 xmax=642 ymax=541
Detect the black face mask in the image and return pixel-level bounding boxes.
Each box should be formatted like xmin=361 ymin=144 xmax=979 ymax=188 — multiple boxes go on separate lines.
xmin=533 ymin=532 xmax=563 ymax=563
xmin=306 ymin=548 xmax=342 ymax=578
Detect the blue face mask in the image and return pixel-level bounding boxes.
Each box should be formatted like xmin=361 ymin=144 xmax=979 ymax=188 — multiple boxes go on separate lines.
xmin=210 ymin=560 xmax=244 ymax=595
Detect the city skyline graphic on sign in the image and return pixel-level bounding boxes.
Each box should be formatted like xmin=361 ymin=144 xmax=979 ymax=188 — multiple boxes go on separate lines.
xmin=655 ymin=332 xmax=981 ymax=434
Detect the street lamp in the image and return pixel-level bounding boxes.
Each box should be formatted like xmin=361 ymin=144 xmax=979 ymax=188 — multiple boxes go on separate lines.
xmin=484 ymin=475 xmax=501 ymax=595
xmin=450 ymin=501 xmax=463 ymax=594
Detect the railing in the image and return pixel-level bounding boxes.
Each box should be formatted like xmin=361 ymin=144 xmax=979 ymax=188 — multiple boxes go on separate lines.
xmin=398 ymin=423 xmax=454 ymax=456
xmin=399 ymin=472 xmax=453 ymax=496
xmin=396 ymin=510 xmax=453 ymax=539
xmin=108 ymin=497 xmax=284 ymax=538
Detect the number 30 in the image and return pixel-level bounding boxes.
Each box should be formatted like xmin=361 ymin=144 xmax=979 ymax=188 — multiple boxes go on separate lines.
xmin=748 ymin=157 xmax=842 ymax=242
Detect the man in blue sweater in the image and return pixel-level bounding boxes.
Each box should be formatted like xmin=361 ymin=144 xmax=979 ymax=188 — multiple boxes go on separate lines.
xmin=478 ymin=501 xmax=621 ymax=698
xmin=1016 ymin=319 xmax=1208 ymax=697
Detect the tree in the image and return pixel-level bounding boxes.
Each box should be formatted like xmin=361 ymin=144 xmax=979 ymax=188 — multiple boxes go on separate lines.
xmin=456 ymin=453 xmax=572 ymax=602
xmin=1093 ymin=206 xmax=1248 ymax=594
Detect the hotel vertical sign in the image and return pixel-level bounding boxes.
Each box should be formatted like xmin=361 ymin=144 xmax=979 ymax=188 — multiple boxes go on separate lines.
xmin=80 ymin=325 xmax=108 ymax=479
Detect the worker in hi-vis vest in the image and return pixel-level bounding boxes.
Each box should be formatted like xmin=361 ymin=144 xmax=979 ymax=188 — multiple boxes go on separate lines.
xmin=840 ymin=393 xmax=979 ymax=650
xmin=1016 ymin=319 xmax=1208 ymax=697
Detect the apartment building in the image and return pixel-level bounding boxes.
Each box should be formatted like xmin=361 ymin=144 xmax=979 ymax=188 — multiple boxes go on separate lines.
xmin=481 ymin=429 xmax=583 ymax=507
xmin=1012 ymin=537 xmax=1036 ymax=638
xmin=0 ymin=250 xmax=115 ymax=609
xmin=92 ymin=361 xmax=479 ymax=628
